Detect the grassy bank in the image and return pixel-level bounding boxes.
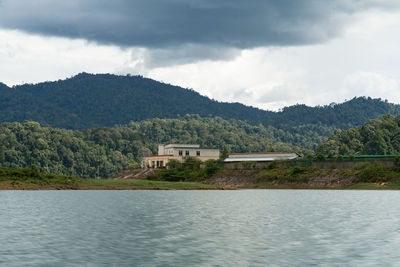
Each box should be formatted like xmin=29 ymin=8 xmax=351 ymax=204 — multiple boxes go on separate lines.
xmin=3 ymin=163 xmax=400 ymax=190
xmin=0 ymin=166 xmax=79 ymax=189
xmin=0 ymin=166 xmax=219 ymax=190
xmin=79 ymin=179 xmax=219 ymax=190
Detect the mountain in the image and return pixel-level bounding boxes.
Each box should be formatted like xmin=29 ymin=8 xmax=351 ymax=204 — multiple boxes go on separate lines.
xmin=1 ymin=73 xmax=400 ymax=131
xmin=0 ymin=73 xmax=270 ymax=129
xmin=264 ymin=97 xmax=400 ymax=130
xmin=317 ymin=114 xmax=400 ymax=155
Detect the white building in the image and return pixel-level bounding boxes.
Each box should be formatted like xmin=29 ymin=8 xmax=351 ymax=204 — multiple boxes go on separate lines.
xmin=224 ymin=152 xmax=300 ymax=163
xmin=145 ymin=144 xmax=220 ymax=168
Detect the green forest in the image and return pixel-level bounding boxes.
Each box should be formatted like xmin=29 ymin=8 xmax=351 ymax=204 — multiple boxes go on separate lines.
xmin=1 ymin=113 xmax=400 ymax=178
xmin=317 ymin=114 xmax=400 ymax=155
xmin=0 ymin=116 xmax=311 ymax=178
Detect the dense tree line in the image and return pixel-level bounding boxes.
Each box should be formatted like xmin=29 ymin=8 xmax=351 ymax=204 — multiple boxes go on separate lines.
xmin=1 ymin=113 xmax=398 ymax=178
xmin=317 ymin=114 xmax=400 ymax=155
xmin=1 ymin=116 xmax=316 ymax=177
xmin=0 ymin=73 xmax=399 ymax=134
xmin=0 ymin=121 xmax=129 ymax=177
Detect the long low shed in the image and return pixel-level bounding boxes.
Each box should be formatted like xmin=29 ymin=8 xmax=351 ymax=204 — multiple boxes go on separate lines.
xmin=224 ymin=152 xmax=300 ymax=163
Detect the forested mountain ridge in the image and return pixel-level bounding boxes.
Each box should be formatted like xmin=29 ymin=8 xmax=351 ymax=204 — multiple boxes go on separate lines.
xmin=317 ymin=114 xmax=400 ymax=155
xmin=0 ymin=73 xmax=270 ymax=129
xmin=264 ymin=97 xmax=400 ymax=130
xmin=1 ymin=73 xmax=399 ymax=131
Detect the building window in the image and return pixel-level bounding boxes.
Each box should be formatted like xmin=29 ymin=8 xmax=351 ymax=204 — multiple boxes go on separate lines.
xmin=185 ymin=151 xmax=189 ymax=156
xmin=196 ymin=151 xmax=200 ymax=156
xmin=179 ymin=150 xmax=183 ymax=156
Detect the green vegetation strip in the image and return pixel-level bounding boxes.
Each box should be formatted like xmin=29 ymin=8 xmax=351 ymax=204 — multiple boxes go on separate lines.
xmin=0 ymin=166 xmax=219 ymax=190
xmin=79 ymin=179 xmax=218 ymax=190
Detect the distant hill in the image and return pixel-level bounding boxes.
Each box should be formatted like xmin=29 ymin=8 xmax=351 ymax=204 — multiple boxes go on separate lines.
xmin=0 ymin=73 xmax=270 ymax=129
xmin=265 ymin=97 xmax=400 ymax=130
xmin=1 ymin=73 xmax=400 ymax=132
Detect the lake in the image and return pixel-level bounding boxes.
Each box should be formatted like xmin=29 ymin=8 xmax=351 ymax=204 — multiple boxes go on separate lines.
xmin=1 ymin=190 xmax=400 ymax=266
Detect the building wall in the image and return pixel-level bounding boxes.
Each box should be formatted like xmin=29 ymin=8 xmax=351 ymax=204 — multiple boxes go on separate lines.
xmin=158 ymin=145 xmax=166 ymax=156
xmin=158 ymin=144 xmax=207 ymax=156
xmin=172 ymin=156 xmax=220 ymax=162
xmin=169 ymin=148 xmax=219 ymax=157
xmin=146 ymin=144 xmax=219 ymax=168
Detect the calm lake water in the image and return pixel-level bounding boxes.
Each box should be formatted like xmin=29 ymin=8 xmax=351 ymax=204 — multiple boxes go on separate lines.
xmin=1 ymin=190 xmax=400 ymax=266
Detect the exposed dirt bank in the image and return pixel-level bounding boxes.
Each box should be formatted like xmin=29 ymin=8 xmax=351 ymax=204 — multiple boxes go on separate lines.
xmin=205 ymin=168 xmax=395 ymax=189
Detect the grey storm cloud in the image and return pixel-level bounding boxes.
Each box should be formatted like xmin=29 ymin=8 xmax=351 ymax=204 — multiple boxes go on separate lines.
xmin=0 ymin=0 xmax=398 ymax=64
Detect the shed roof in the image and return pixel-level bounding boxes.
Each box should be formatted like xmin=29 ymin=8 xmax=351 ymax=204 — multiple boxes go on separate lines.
xmin=224 ymin=155 xmax=298 ymax=162
xmin=228 ymin=152 xmax=300 ymax=158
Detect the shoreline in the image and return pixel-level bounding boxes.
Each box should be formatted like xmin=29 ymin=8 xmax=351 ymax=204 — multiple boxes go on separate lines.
xmin=1 ymin=180 xmax=399 ymax=190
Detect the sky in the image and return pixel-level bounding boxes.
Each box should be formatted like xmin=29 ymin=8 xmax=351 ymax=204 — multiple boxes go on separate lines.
xmin=0 ymin=0 xmax=400 ymax=111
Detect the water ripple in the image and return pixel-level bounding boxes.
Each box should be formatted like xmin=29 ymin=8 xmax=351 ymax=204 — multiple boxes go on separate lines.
xmin=1 ymin=190 xmax=400 ymax=266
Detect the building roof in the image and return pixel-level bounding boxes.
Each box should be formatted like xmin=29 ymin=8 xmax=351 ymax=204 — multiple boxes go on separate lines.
xmin=224 ymin=152 xmax=299 ymax=162
xmin=224 ymin=155 xmax=298 ymax=162
xmin=164 ymin=144 xmax=200 ymax=149
xmin=228 ymin=152 xmax=299 ymax=157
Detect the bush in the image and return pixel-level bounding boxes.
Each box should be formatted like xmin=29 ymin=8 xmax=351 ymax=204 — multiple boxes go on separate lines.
xmin=30 ymin=164 xmax=40 ymax=178
xmin=316 ymin=154 xmax=325 ymax=161
xmin=264 ymin=161 xmax=278 ymax=170
xmin=260 ymin=168 xmax=282 ymax=182
xmin=166 ymin=159 xmax=182 ymax=170
xmin=204 ymin=160 xmax=220 ymax=177
xmin=289 ymin=166 xmax=307 ymax=177
xmin=242 ymin=161 xmax=257 ymax=169
xmin=150 ymin=157 xmax=217 ymax=182
xmin=183 ymin=157 xmax=202 ymax=170
xmin=395 ymin=155 xmax=400 ymax=167
xmin=354 ymin=163 xmax=388 ymax=182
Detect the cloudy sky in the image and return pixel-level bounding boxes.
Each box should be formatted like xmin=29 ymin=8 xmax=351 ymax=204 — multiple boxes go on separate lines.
xmin=0 ymin=0 xmax=400 ymax=110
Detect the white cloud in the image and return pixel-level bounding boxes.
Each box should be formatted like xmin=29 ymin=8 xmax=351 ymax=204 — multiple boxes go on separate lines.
xmin=342 ymin=72 xmax=400 ymax=101
xmin=147 ymin=9 xmax=400 ymax=110
xmin=0 ymin=29 xmax=130 ymax=86
xmin=1 ymin=8 xmax=400 ymax=112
